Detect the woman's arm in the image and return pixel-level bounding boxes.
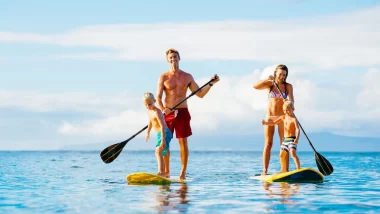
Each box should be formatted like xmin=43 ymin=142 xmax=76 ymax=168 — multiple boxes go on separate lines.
xmin=253 ymin=76 xmax=274 ymax=90
xmin=286 ymin=83 xmax=294 ymax=103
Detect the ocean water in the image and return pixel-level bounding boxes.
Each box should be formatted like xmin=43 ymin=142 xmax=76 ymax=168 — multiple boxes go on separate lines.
xmin=0 ymin=150 xmax=379 ymax=213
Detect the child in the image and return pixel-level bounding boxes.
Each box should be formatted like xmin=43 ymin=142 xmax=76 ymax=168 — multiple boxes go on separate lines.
xmin=143 ymin=92 xmax=172 ymax=177
xmin=262 ymin=101 xmax=300 ymax=174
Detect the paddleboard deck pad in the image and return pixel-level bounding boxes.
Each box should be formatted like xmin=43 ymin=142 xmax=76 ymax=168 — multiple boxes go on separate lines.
xmin=249 ymin=168 xmax=324 ymax=183
xmin=126 ymin=172 xmax=193 ymax=184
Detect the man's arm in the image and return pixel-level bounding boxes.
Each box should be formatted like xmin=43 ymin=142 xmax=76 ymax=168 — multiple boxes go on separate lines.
xmin=156 ymin=75 xmax=165 ymax=111
xmin=189 ymin=74 xmax=219 ymax=98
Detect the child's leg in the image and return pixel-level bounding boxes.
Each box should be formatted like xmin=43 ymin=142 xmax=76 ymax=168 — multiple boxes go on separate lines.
xmin=163 ymin=150 xmax=170 ymax=178
xmin=155 ymin=146 xmax=165 ymax=176
xmin=277 ymin=122 xmax=289 ymax=172
xmin=277 ymin=150 xmax=288 ymax=174
xmin=289 ymin=149 xmax=300 ymax=169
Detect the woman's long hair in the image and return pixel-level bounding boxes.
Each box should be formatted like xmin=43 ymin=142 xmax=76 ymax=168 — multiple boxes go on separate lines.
xmin=270 ymin=64 xmax=289 ymax=93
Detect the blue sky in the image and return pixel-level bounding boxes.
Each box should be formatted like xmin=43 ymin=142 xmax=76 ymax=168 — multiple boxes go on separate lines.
xmin=1 ymin=1 xmax=380 ymax=151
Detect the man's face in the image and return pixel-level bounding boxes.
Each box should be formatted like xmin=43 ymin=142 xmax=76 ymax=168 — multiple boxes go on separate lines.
xmin=167 ymin=52 xmax=179 ymax=65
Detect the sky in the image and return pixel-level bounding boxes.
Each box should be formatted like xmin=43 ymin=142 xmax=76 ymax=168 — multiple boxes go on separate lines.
xmin=1 ymin=0 xmax=380 ymax=151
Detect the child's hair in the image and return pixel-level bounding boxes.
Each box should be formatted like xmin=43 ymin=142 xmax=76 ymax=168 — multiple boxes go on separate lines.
xmin=166 ymin=48 xmax=180 ymax=60
xmin=284 ymin=100 xmax=294 ymax=110
xmin=143 ymin=92 xmax=155 ymax=102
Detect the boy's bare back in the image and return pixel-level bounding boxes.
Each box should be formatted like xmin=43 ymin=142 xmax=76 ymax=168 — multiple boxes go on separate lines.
xmin=147 ymin=107 xmax=166 ymax=132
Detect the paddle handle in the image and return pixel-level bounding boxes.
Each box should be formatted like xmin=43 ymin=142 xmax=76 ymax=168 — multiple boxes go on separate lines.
xmin=273 ymin=82 xmax=318 ymax=153
xmin=168 ymin=78 xmax=215 ymax=111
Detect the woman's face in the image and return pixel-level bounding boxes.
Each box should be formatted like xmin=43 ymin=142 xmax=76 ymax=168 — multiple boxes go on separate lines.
xmin=275 ymin=69 xmax=287 ymax=83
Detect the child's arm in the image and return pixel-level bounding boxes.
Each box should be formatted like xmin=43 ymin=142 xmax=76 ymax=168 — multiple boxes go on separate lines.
xmin=155 ymin=109 xmax=166 ymax=148
xmin=294 ymin=118 xmax=300 ymax=144
xmin=146 ymin=120 xmax=152 ymax=142
xmin=268 ymin=116 xmax=281 ymax=121
xmin=262 ymin=115 xmax=285 ymax=126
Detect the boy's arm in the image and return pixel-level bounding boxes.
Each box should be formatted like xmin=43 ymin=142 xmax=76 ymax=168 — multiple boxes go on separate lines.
xmin=294 ymin=118 xmax=300 ymax=144
xmin=146 ymin=120 xmax=152 ymax=142
xmin=268 ymin=116 xmax=281 ymax=121
xmin=147 ymin=120 xmax=152 ymax=134
xmin=262 ymin=115 xmax=285 ymax=126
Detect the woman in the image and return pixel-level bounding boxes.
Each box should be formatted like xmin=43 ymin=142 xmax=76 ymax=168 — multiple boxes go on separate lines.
xmin=253 ymin=64 xmax=294 ymax=175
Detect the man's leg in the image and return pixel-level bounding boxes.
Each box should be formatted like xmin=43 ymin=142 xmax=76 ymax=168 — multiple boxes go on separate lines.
xmin=178 ymin=137 xmax=189 ymax=180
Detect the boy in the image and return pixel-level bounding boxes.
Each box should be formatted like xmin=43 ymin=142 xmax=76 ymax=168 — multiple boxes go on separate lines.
xmin=262 ymin=101 xmax=300 ymax=174
xmin=143 ymin=92 xmax=172 ymax=177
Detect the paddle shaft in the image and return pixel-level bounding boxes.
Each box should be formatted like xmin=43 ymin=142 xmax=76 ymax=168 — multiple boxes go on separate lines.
xmin=101 ymin=78 xmax=215 ymax=161
xmin=119 ymin=78 xmax=214 ymax=145
xmin=272 ymin=82 xmax=318 ymax=153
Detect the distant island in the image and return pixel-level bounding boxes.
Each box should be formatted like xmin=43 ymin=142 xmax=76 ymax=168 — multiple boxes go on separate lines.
xmin=61 ymin=132 xmax=380 ymax=152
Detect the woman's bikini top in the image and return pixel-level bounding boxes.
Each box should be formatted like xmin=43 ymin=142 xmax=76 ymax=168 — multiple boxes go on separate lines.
xmin=268 ymin=84 xmax=288 ymax=99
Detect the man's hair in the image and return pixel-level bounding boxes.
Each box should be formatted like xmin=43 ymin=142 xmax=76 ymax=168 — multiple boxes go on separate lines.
xmin=166 ymin=48 xmax=180 ymax=60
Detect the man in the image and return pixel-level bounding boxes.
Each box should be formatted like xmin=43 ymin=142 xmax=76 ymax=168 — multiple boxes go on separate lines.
xmin=156 ymin=48 xmax=219 ymax=180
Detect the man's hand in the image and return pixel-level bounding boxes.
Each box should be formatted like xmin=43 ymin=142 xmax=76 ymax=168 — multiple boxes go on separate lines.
xmin=211 ymin=74 xmax=220 ymax=85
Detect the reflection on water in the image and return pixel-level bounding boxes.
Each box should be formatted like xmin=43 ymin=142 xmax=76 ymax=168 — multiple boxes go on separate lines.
xmin=155 ymin=183 xmax=189 ymax=213
xmin=2 ymin=151 xmax=378 ymax=213
xmin=263 ymin=182 xmax=300 ymax=205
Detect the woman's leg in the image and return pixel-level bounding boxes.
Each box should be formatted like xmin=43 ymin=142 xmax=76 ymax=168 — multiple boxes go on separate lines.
xmin=262 ymin=124 xmax=275 ymax=175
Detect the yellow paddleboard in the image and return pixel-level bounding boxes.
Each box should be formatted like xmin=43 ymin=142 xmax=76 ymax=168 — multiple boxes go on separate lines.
xmin=249 ymin=168 xmax=324 ymax=183
xmin=126 ymin=172 xmax=192 ymax=184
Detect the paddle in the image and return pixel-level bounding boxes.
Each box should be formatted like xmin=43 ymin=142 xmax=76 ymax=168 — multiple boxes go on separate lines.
xmin=273 ymin=81 xmax=333 ymax=176
xmin=100 ymin=78 xmax=216 ymax=164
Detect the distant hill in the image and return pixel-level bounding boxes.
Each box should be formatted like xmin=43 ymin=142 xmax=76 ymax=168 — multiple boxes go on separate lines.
xmin=61 ymin=132 xmax=380 ymax=152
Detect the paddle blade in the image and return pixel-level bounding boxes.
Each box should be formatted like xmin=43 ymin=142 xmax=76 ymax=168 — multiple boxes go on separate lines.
xmin=100 ymin=143 xmax=124 ymax=164
xmin=315 ymin=152 xmax=334 ymax=176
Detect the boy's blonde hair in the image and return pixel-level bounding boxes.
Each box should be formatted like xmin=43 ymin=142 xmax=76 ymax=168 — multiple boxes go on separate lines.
xmin=166 ymin=48 xmax=180 ymax=60
xmin=284 ymin=100 xmax=294 ymax=110
xmin=143 ymin=92 xmax=155 ymax=102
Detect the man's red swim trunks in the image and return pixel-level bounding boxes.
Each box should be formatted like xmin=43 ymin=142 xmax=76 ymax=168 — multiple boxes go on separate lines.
xmin=164 ymin=108 xmax=192 ymax=139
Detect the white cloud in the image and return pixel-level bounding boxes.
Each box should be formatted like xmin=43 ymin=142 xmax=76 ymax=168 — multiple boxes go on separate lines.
xmin=356 ymin=68 xmax=380 ymax=120
xmin=47 ymin=67 xmax=380 ymax=138
xmin=1 ymin=67 xmax=379 ymax=145
xmin=0 ymin=6 xmax=379 ymax=68
xmin=0 ymin=90 xmax=139 ymax=116
xmin=58 ymin=110 xmax=147 ymax=138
